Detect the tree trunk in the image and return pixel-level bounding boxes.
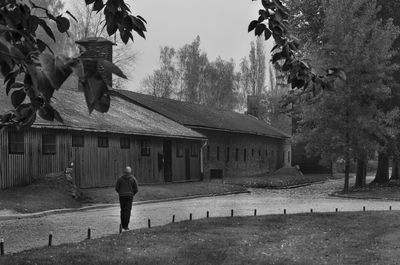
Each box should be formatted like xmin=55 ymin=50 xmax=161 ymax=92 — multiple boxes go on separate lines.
xmin=355 ymin=156 xmax=367 ymax=187
xmin=391 ymin=156 xmax=399 ymax=180
xmin=344 ymin=158 xmax=350 ymax=193
xmin=373 ymin=152 xmax=390 ymax=183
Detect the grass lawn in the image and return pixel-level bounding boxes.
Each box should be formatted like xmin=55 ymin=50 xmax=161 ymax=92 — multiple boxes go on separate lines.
xmin=2 ymin=211 xmax=400 ymax=265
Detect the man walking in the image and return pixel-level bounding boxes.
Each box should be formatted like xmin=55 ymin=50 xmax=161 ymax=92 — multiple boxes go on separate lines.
xmin=115 ymin=166 xmax=138 ymax=230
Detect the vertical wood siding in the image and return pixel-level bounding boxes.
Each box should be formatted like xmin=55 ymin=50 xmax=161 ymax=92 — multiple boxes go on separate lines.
xmin=1 ymin=128 xmax=202 ymax=189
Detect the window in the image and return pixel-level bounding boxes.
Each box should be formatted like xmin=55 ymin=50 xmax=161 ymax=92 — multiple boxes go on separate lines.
xmin=72 ymin=134 xmax=84 ymax=147
xmin=226 ymin=147 xmax=230 ymax=162
xmin=42 ymin=134 xmax=56 ymax=155
xmin=244 ymin=148 xmax=247 ymax=162
xmin=176 ymin=142 xmax=184 ymax=157
xmin=235 ymin=148 xmax=239 ymax=161
xmin=141 ymin=139 xmax=151 ymax=156
xmin=8 ymin=131 xmax=24 ymax=154
xmin=191 ymin=143 xmax=198 ymax=157
xmin=216 ymin=146 xmax=220 ymax=161
xmin=120 ymin=137 xmax=130 ymax=149
xmin=98 ymin=136 xmax=109 ymax=148
xmin=207 ymin=146 xmax=210 ymax=161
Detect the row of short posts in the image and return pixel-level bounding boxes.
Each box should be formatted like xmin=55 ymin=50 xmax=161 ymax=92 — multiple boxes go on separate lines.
xmin=0 ymin=205 xmax=395 ymax=256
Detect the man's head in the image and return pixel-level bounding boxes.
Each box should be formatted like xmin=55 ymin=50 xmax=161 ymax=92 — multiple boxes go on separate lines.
xmin=124 ymin=166 xmax=132 ymax=174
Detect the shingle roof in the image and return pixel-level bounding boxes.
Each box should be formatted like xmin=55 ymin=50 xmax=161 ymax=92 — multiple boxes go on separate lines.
xmin=0 ymin=88 xmax=205 ymax=140
xmin=116 ymin=90 xmax=291 ymax=139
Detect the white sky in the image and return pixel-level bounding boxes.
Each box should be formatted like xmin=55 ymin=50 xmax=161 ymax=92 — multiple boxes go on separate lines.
xmin=65 ymin=0 xmax=273 ymax=91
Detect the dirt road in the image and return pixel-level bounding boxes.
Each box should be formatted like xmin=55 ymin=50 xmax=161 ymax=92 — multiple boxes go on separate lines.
xmin=0 ymin=178 xmax=397 ymax=253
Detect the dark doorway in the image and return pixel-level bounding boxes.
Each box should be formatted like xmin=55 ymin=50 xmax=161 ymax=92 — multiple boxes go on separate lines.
xmin=185 ymin=148 xmax=191 ymax=180
xmin=163 ymin=140 xmax=172 ymax=182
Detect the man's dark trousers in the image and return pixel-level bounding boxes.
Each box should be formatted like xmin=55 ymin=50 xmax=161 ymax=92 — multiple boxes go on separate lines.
xmin=119 ymin=196 xmax=133 ymax=229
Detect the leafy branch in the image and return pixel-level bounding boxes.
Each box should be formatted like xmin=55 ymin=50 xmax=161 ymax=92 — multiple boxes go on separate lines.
xmin=248 ymin=0 xmax=346 ymax=108
xmin=0 ymin=0 xmax=147 ymax=129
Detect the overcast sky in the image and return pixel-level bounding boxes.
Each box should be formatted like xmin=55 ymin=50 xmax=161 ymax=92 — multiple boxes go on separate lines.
xmin=67 ymin=0 xmax=273 ymax=91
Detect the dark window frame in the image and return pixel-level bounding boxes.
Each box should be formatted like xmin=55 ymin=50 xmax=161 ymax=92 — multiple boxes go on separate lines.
xmin=98 ymin=136 xmax=109 ymax=148
xmin=8 ymin=131 xmax=24 ymax=155
xmin=141 ymin=139 xmax=151 ymax=156
xmin=176 ymin=142 xmax=184 ymax=157
xmin=42 ymin=134 xmax=56 ymax=155
xmin=235 ymin=148 xmax=239 ymax=161
xmin=72 ymin=134 xmax=84 ymax=148
xmin=191 ymin=142 xmax=199 ymax=157
xmin=244 ymin=148 xmax=247 ymax=162
xmin=216 ymin=146 xmax=220 ymax=161
xmin=226 ymin=147 xmax=230 ymax=162
xmin=120 ymin=136 xmax=130 ymax=149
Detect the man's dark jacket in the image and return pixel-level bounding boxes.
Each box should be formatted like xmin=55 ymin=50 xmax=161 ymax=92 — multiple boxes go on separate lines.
xmin=115 ymin=174 xmax=138 ymax=197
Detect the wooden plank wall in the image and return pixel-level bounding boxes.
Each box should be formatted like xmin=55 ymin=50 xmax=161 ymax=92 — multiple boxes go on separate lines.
xmin=196 ymin=129 xmax=286 ymax=179
xmin=171 ymin=140 xmax=201 ymax=182
xmin=0 ymin=128 xmax=202 ymax=189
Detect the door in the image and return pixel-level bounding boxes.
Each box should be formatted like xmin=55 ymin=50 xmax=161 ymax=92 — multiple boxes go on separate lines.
xmin=163 ymin=140 xmax=172 ymax=182
xmin=185 ymin=148 xmax=190 ymax=180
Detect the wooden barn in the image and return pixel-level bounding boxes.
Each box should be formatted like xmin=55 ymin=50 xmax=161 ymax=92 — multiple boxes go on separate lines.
xmin=115 ymin=91 xmax=292 ymax=180
xmin=0 ymin=88 xmax=206 ymax=189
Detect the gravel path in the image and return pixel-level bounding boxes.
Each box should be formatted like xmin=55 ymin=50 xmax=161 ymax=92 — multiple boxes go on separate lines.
xmin=1 ymin=177 xmax=398 ymax=254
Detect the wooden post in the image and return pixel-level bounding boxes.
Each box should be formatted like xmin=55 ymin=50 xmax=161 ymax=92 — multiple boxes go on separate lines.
xmin=363 ymin=206 xmax=365 ymax=212
xmin=206 ymin=211 xmax=209 ymax=218
xmin=335 ymin=208 xmax=338 ymax=213
xmin=254 ymin=209 xmax=257 ymax=216
xmin=0 ymin=238 xmax=4 ymax=256
xmin=390 ymin=206 xmax=392 ymax=211
xmin=310 ymin=209 xmax=313 ymax=213
xmin=284 ymin=209 xmax=286 ymax=215
xmin=48 ymin=233 xmax=53 ymax=247
xmin=87 ymin=228 xmax=91 ymax=240
xmin=148 ymin=218 xmax=151 ymax=228
xmin=119 ymin=224 xmax=122 ymax=234
xmin=172 ymin=215 xmax=175 ymax=223
xmin=231 ymin=209 xmax=234 ymax=217
xmin=189 ymin=213 xmax=192 ymax=221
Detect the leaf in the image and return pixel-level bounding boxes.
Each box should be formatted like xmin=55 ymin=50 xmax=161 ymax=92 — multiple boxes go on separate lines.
xmin=93 ymin=0 xmax=104 ymax=12
xmin=38 ymin=19 xmax=55 ymax=41
xmin=66 ymin=10 xmax=78 ymax=22
xmin=259 ymin=9 xmax=269 ymax=20
xmin=264 ymin=28 xmax=272 ymax=40
xmin=137 ymin=15 xmax=147 ymax=24
xmin=56 ymin=16 xmax=70 ymax=33
xmin=11 ymin=89 xmax=26 ymax=108
xmin=255 ymin=23 xmax=266 ymax=36
xmin=7 ymin=82 xmax=24 ymax=95
xmin=272 ymin=52 xmax=284 ymax=63
xmin=107 ymin=21 xmax=118 ymax=35
xmin=248 ymin=20 xmax=258 ymax=32
xmin=98 ymin=59 xmax=127 ymax=79
xmin=38 ymin=54 xmax=73 ymax=90
xmin=38 ymin=104 xmax=55 ymax=121
xmin=82 ymin=72 xmax=109 ymax=113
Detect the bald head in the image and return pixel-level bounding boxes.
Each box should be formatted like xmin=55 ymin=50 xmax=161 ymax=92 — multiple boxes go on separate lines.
xmin=124 ymin=166 xmax=132 ymax=174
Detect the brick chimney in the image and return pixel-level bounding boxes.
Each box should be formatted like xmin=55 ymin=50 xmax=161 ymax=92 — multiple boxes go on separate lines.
xmin=75 ymin=37 xmax=115 ymax=89
xmin=247 ymin=95 xmax=260 ymax=117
